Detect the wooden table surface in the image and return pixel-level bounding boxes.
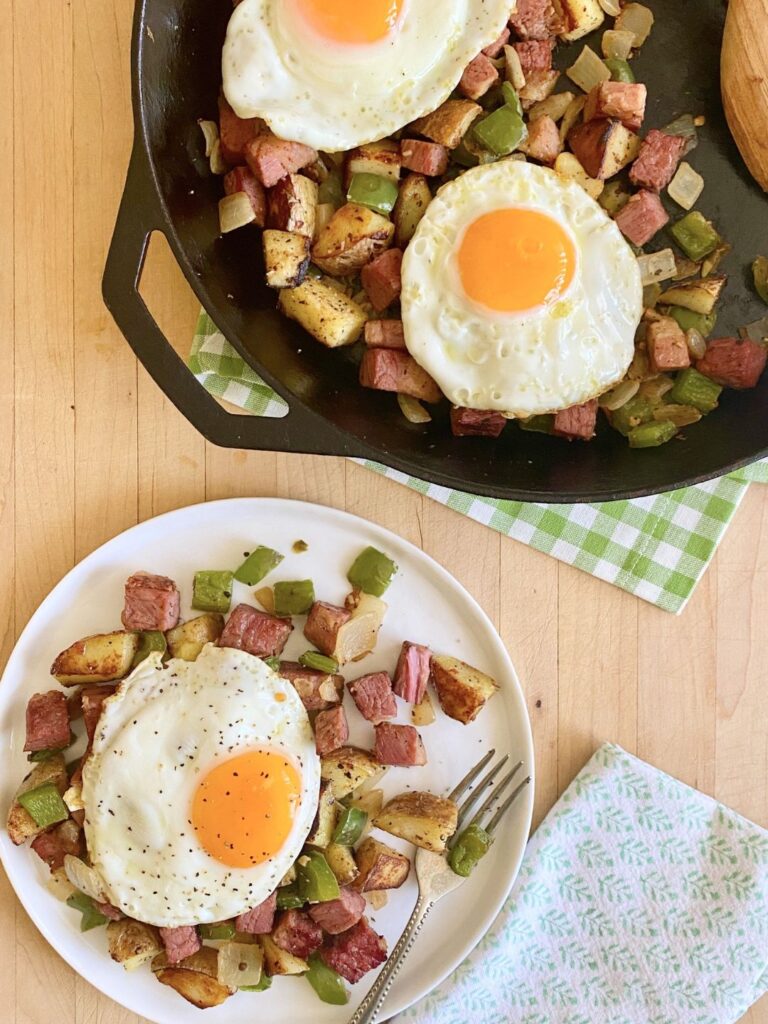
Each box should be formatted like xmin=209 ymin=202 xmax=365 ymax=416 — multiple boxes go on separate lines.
xmin=2 ymin=2 xmax=767 ymax=1021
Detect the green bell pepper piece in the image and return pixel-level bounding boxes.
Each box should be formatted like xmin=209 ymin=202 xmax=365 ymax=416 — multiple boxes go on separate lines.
xmin=472 ymin=104 xmax=527 ymax=157
xmin=628 ymin=420 xmax=679 ymax=448
xmin=234 ymin=546 xmax=284 ymax=586
xmin=332 ymin=806 xmax=367 ymax=846
xmin=318 ymin=169 xmax=344 ymax=208
xmin=347 ymin=546 xmax=397 ymax=597
xmin=753 ymin=257 xmax=768 ymax=304
xmin=518 ymin=414 xmax=554 ymax=434
xmin=305 ymin=952 xmax=349 ymax=1005
xmin=273 ymin=580 xmax=315 ymax=616
xmin=501 ymin=81 xmax=524 ymax=117
xmin=199 ymin=921 xmax=236 ymax=940
xmin=347 ymin=173 xmax=399 ymax=216
xmin=448 ymin=823 xmax=493 ymax=877
xmin=297 ymin=851 xmax=340 ymax=903
xmin=262 ymin=655 xmax=281 ymax=672
xmin=668 ymin=368 xmax=722 ymax=413
xmin=669 ymin=211 xmax=721 ymax=263
xmin=666 ymin=307 xmax=717 ymax=338
xmin=27 ymin=732 xmax=75 ymax=763
xmin=241 ymin=974 xmax=272 ymax=992
xmin=299 ymin=651 xmax=339 ymax=674
xmin=451 ymin=140 xmax=480 ymax=168
xmin=66 ymin=891 xmax=108 ymax=932
xmin=18 ymin=782 xmax=69 ymax=828
xmin=609 ymin=395 xmax=655 ymax=436
xmin=276 ymin=882 xmax=306 ymax=910
xmin=192 ymin=570 xmax=234 ymax=614
xmin=132 ymin=630 xmax=167 ymax=668
xmin=604 ymin=58 xmax=635 ymax=82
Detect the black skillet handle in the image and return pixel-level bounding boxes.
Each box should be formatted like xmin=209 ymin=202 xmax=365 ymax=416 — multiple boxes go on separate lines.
xmin=102 ymin=146 xmax=352 ymax=455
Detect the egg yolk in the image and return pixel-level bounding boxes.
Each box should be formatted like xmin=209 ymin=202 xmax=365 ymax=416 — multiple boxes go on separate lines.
xmin=192 ymin=750 xmax=301 ymax=868
xmin=457 ymin=207 xmax=576 ymax=315
xmin=294 ymin=0 xmax=404 ymax=44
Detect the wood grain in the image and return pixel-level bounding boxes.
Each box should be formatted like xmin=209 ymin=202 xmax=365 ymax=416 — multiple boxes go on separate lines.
xmin=2 ymin=2 xmax=767 ymax=1021
xmin=722 ymin=0 xmax=768 ymax=191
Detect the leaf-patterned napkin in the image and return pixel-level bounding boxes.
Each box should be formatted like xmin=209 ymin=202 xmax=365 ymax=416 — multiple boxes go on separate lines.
xmin=395 ymin=743 xmax=768 ymax=1024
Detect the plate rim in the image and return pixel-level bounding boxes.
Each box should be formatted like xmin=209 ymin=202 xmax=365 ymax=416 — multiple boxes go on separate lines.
xmin=0 ymin=496 xmax=534 ymax=1022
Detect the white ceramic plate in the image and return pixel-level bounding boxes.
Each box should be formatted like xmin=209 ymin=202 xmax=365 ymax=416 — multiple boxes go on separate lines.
xmin=0 ymin=498 xmax=533 ymax=1023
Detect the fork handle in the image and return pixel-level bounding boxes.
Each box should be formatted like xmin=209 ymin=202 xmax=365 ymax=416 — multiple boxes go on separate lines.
xmin=348 ymin=896 xmax=433 ymax=1024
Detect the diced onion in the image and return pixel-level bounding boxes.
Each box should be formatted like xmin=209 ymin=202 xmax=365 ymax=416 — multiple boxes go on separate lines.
xmin=653 ymin=404 xmax=702 ymax=427
xmin=64 ymin=855 xmax=109 ymax=903
xmin=643 ymin=282 xmax=662 ymax=309
xmin=412 ymin=691 xmax=436 ymax=726
xmin=209 ymin=138 xmax=228 ymax=176
xmin=217 ymin=941 xmax=263 ymax=989
xmin=46 ymin=868 xmax=77 ymax=903
xmin=528 ymin=91 xmax=575 ymax=123
xmin=601 ymin=29 xmax=635 ymax=60
xmin=503 ymin=45 xmax=526 ymax=91
xmin=640 ymin=376 xmax=675 ymax=402
xmin=566 ymin=46 xmax=611 ymax=93
xmin=674 ymin=256 xmax=700 ymax=281
xmin=668 ymin=162 xmax=704 ymax=211
xmin=599 ymin=379 xmax=640 ymax=411
xmin=615 ymin=3 xmax=654 ymax=46
xmin=554 ymin=152 xmax=603 ymax=200
xmin=701 ymin=243 xmax=731 ymax=278
xmin=559 ymin=94 xmax=587 ymax=144
xmin=662 ymin=114 xmax=698 ymax=155
xmin=254 ymin=586 xmax=274 ymax=613
xmin=685 ymin=328 xmax=707 ymax=360
xmin=627 ymin=347 xmax=650 ymax=380
xmin=218 ymin=192 xmax=256 ymax=234
xmin=198 ymin=119 xmax=219 ymax=158
xmin=366 ymin=891 xmax=388 ymax=910
xmin=334 ymin=592 xmax=386 ymax=664
xmin=398 ymin=394 xmax=432 ymax=424
xmin=637 ymin=248 xmax=677 ymax=287
xmin=599 ymin=0 xmax=622 ymax=14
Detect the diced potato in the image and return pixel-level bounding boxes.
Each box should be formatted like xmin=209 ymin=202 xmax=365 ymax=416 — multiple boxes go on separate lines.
xmin=267 ymin=173 xmax=318 ymax=238
xmin=311 ymin=202 xmax=394 ymax=277
xmin=278 ymin=277 xmax=367 ymax=349
xmin=520 ymin=70 xmax=560 ymax=110
xmin=374 ymin=791 xmax=458 ymax=853
xmin=410 ymin=98 xmax=482 ymax=149
xmin=6 ymin=754 xmax=68 ymax=845
xmin=107 ymin=920 xmax=163 ymax=971
xmin=165 ymin=614 xmax=224 ymax=662
xmin=344 ymin=140 xmax=402 ymax=187
xmin=658 ymin=275 xmax=727 ymax=315
xmin=569 ymin=119 xmax=641 ymax=180
xmin=321 ymin=746 xmax=384 ymax=799
xmin=260 ymin=934 xmax=309 ymax=976
xmin=353 ymin=837 xmax=411 ymax=892
xmin=305 ymin=781 xmax=338 ymax=849
xmin=528 ymin=91 xmax=576 ymax=124
xmin=152 ymin=947 xmax=234 ymax=1009
xmin=325 ymin=843 xmax=360 ymax=886
xmin=393 ymin=173 xmax=432 ymax=249
xmin=430 ymin=654 xmax=500 ymax=725
xmin=51 ymin=631 xmax=139 ymax=685
xmin=559 ymin=0 xmax=605 ymax=41
xmin=263 ymin=230 xmax=311 ymax=290
xmin=554 ymin=152 xmax=604 ymax=200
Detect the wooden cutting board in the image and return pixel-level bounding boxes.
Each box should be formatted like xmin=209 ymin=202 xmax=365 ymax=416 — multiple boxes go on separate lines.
xmin=722 ymin=0 xmax=768 ymax=191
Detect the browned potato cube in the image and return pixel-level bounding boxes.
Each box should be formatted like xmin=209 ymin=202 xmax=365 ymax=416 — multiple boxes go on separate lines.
xmin=165 ymin=614 xmax=224 ymax=661
xmin=320 ymin=746 xmax=384 ymax=799
xmin=344 ymin=140 xmax=402 ymax=188
xmin=152 ymin=947 xmax=234 ymax=1008
xmin=393 ymin=173 xmax=432 ymax=249
xmin=278 ymin=277 xmax=367 ymax=349
xmin=263 ymin=230 xmax=311 ymax=290
xmin=107 ymin=920 xmax=163 ymax=971
xmin=410 ymin=99 xmax=482 ymax=149
xmin=311 ymin=203 xmax=394 ymax=277
xmin=325 ymin=842 xmax=359 ymax=886
xmin=51 ymin=631 xmax=139 ymax=685
xmin=658 ymin=275 xmax=727 ymax=316
xmin=374 ymin=791 xmax=458 ymax=853
xmin=266 ymin=173 xmax=318 ymax=238
xmin=353 ymin=837 xmax=410 ymax=892
xmin=430 ymin=654 xmax=499 ymax=724
xmin=568 ymin=118 xmax=641 ymax=180
xmin=559 ymin=0 xmax=605 ymax=40
xmin=6 ymin=754 xmax=68 ymax=845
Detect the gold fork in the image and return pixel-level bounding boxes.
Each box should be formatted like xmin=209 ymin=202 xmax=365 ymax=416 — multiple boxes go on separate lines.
xmin=349 ymin=749 xmax=531 ymax=1024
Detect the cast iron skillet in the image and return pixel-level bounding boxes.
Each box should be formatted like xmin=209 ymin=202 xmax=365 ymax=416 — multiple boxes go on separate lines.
xmin=103 ymin=0 xmax=768 ymax=503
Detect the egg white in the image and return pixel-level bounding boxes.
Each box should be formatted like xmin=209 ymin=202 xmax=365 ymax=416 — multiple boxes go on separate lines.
xmin=401 ymin=161 xmax=643 ymax=417
xmin=222 ymin=0 xmax=512 ymax=152
xmin=81 ymin=645 xmax=320 ymax=928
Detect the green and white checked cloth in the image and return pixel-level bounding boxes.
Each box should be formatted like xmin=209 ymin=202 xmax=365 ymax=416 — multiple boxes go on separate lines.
xmin=190 ymin=313 xmax=768 ymax=614
xmin=394 ymin=743 xmax=768 ymax=1024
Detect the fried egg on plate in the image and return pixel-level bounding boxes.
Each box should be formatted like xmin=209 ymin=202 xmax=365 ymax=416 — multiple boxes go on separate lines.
xmin=401 ymin=161 xmax=643 ymax=417
xmin=81 ymin=645 xmax=320 ymax=928
xmin=222 ymin=0 xmax=512 ymax=152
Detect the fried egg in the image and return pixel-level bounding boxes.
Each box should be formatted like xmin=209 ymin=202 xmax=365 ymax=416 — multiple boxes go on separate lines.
xmin=222 ymin=0 xmax=512 ymax=152
xmin=401 ymin=161 xmax=643 ymax=417
xmin=81 ymin=645 xmax=320 ymax=927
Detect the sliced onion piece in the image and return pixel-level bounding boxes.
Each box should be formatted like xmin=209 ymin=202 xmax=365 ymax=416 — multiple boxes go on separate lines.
xmin=598 ymin=0 xmax=622 ymax=14
xmin=397 ymin=394 xmax=432 ymax=424
xmin=673 ymin=256 xmax=700 ymax=281
xmin=64 ymin=854 xmax=110 ymax=903
xmin=46 ymin=867 xmax=77 ymax=903
xmin=528 ymin=91 xmax=575 ymax=124
xmin=198 ymin=119 xmax=219 ymax=158
xmin=366 ymin=891 xmax=388 ymax=910
xmin=254 ymin=585 xmax=274 ymax=613
xmin=601 ymin=28 xmax=635 ymax=59
xmin=685 ymin=328 xmax=707 ymax=360
xmin=639 ymin=376 xmax=675 ymax=402
xmin=637 ymin=248 xmax=677 ymax=287
xmin=411 ymin=690 xmax=436 ymax=726
xmin=334 ymin=592 xmax=387 ymax=664
xmin=653 ymin=404 xmax=702 ymax=427
xmin=566 ymin=46 xmax=611 ymax=93
xmin=219 ymin=192 xmax=256 ymax=234
xmin=559 ymin=94 xmax=587 ymax=144
xmin=701 ymin=243 xmax=732 ymax=278
xmin=217 ymin=941 xmax=264 ymax=989
xmin=599 ymin=379 xmax=640 ymax=411
xmin=643 ymin=283 xmax=662 ymax=309
xmin=615 ymin=3 xmax=654 ymax=46
xmin=209 ymin=138 xmax=228 ymax=176
xmin=503 ymin=45 xmax=526 ymax=91
xmin=668 ymin=162 xmax=704 ymax=211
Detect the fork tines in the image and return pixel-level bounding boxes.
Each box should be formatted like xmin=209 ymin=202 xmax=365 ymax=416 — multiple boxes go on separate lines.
xmin=450 ymin=749 xmax=530 ymax=837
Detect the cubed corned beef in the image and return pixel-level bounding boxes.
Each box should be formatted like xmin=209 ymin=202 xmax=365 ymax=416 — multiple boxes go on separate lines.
xmin=400 ymin=139 xmax=449 ymax=177
xmin=459 ymin=52 xmax=499 ymax=101
xmin=697 ymin=337 xmax=768 ymax=389
xmin=584 ymin=81 xmax=647 ymax=132
xmin=525 ymin=113 xmax=560 ymax=166
xmin=510 ymin=0 xmax=564 ymax=40
xmin=278 ymin=661 xmax=344 ymax=710
xmin=244 ymin=132 xmax=317 ymax=188
xmin=348 ymin=672 xmax=397 ymax=724
xmin=236 ymin=891 xmax=277 ymax=935
xmin=304 ymin=601 xmax=352 ymax=656
xmin=309 ymin=887 xmax=366 ymax=934
xmin=219 ymin=604 xmax=293 ymax=657
xmin=272 ymin=909 xmax=323 ymax=959
xmin=361 ymin=248 xmax=403 ymax=313
xmin=159 ymin=925 xmax=201 ymax=965
xmin=364 ymin=320 xmax=407 ymax=350
xmin=319 ymin=917 xmax=387 ymax=983
xmin=614 ymin=190 xmax=669 ymax=247
xmin=450 ymin=407 xmax=507 ymax=438
xmin=81 ymin=684 xmax=117 ymax=745
xmin=374 ymin=722 xmax=427 ymax=767
xmin=513 ymin=38 xmax=554 ymax=75
xmin=223 ymin=165 xmax=267 ymax=226
xmin=218 ymin=96 xmax=263 ymax=165
xmin=552 ymin=400 xmax=598 ymax=441
xmin=393 ymin=641 xmax=431 ymax=703
xmin=24 ymin=690 xmax=70 ymax=752
xmin=629 ymin=130 xmax=686 ymax=192
xmin=482 ymin=26 xmax=511 ymax=58
xmin=360 ymin=349 xmax=442 ymax=404
xmin=314 ymin=705 xmax=349 ymax=756
xmin=121 ymin=573 xmax=180 ymax=631
xmin=31 ymin=819 xmax=83 ymax=871
xmin=647 ymin=317 xmax=690 ymax=373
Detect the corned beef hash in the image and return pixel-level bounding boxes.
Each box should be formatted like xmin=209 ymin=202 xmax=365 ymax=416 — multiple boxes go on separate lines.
xmin=6 ymin=543 xmax=500 ymax=1008
xmin=202 ymin=0 xmax=767 ymax=449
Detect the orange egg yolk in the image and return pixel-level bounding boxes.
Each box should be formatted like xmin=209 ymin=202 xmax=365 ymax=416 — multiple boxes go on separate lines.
xmin=294 ymin=0 xmax=404 ymax=44
xmin=192 ymin=750 xmax=301 ymax=868
xmin=457 ymin=207 xmax=576 ymax=315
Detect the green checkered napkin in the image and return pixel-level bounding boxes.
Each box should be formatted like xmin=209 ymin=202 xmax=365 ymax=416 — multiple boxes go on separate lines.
xmin=190 ymin=312 xmax=767 ymax=614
